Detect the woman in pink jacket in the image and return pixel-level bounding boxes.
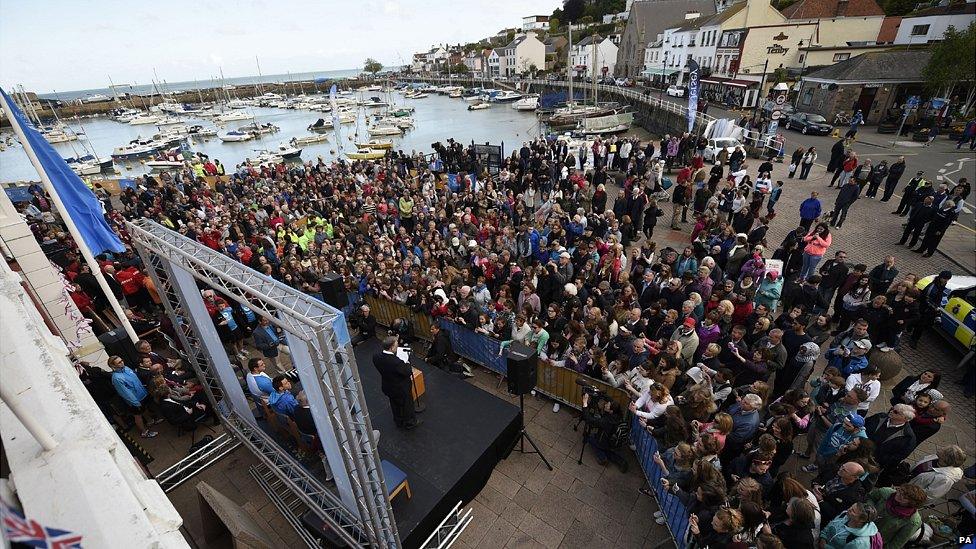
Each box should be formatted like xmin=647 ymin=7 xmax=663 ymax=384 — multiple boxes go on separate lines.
xmin=799 ymin=223 xmax=832 ymax=281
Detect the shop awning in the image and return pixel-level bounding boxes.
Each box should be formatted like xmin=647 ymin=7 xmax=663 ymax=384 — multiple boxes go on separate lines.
xmin=642 ymin=68 xmax=679 ymax=77
xmin=701 ymin=77 xmax=755 ymax=88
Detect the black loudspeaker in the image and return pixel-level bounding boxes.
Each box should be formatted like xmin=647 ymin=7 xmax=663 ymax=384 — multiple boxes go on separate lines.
xmin=319 ymin=273 xmax=348 ymax=309
xmin=99 ymin=328 xmax=139 ymax=366
xmin=506 ymin=341 xmax=538 ymax=395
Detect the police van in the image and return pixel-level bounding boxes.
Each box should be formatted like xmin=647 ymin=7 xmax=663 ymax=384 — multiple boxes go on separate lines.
xmin=917 ymin=275 xmax=976 ymax=352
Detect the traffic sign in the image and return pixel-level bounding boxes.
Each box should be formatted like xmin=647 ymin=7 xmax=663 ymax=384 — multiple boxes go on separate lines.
xmin=775 ymin=94 xmax=786 ymax=105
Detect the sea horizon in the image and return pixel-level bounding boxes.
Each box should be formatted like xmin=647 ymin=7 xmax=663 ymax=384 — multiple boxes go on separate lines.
xmin=36 ymin=66 xmax=405 ymax=101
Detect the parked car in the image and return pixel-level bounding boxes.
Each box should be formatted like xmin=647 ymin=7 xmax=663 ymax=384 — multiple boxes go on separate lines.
xmin=666 ymin=85 xmax=686 ymax=98
xmin=702 ymin=137 xmax=741 ymax=163
xmin=916 ymin=274 xmax=976 ymax=353
xmin=785 ymin=112 xmax=833 ymax=135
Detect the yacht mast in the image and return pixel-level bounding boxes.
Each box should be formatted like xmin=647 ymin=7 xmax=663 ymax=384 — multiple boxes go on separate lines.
xmin=567 ymin=25 xmax=574 ymax=109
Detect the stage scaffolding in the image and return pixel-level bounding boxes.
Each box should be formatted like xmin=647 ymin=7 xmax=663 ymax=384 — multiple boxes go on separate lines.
xmin=126 ymin=219 xmax=399 ymax=548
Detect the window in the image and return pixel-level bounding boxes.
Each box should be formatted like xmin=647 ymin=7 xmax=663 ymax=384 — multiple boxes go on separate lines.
xmin=910 ymin=24 xmax=930 ymax=36
xmin=799 ymin=53 xmax=805 ymax=63
xmin=802 ymin=88 xmax=814 ymax=106
xmin=832 ymin=53 xmax=850 ymax=62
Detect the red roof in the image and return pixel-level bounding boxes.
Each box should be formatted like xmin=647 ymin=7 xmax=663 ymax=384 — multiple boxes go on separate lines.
xmin=877 ymin=16 xmax=902 ymax=43
xmin=781 ymin=0 xmax=884 ymax=19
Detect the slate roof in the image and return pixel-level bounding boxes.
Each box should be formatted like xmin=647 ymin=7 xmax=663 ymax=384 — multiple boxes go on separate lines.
xmin=803 ymin=49 xmax=932 ymax=82
xmin=675 ymin=1 xmax=747 ymax=31
xmin=904 ymin=0 xmax=975 ymax=17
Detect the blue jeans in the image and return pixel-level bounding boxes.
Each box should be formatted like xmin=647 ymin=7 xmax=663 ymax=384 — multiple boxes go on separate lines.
xmin=799 ymin=253 xmax=823 ymax=281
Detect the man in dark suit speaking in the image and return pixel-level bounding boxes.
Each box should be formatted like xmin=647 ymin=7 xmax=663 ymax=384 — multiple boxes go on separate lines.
xmin=373 ymin=335 xmax=421 ymax=430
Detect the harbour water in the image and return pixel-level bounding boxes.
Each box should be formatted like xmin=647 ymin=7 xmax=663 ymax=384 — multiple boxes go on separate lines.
xmin=0 ymin=92 xmax=546 ymax=183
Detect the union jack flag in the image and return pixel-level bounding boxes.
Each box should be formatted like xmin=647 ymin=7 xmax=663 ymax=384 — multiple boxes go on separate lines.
xmin=1 ymin=500 xmax=83 ymax=548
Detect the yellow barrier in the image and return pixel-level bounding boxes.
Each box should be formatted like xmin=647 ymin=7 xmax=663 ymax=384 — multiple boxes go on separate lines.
xmin=363 ymin=295 xmax=433 ymax=341
xmin=535 ymin=360 xmax=632 ymax=410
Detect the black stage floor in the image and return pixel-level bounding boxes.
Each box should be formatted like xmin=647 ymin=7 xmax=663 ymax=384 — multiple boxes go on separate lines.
xmin=348 ymin=339 xmax=521 ymax=548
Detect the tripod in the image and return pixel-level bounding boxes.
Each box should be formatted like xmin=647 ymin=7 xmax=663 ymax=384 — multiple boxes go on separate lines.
xmin=514 ymin=394 xmax=553 ymax=471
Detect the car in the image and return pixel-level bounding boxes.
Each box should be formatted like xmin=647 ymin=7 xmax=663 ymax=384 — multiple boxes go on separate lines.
xmin=666 ymin=85 xmax=686 ymax=98
xmin=702 ymin=137 xmax=741 ymax=164
xmin=916 ymin=274 xmax=976 ymax=352
xmin=786 ymin=112 xmax=833 ymax=135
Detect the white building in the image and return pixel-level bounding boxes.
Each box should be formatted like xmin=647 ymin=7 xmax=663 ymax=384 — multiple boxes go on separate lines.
xmin=522 ymin=15 xmax=550 ymax=31
xmin=893 ymin=1 xmax=975 ymax=44
xmin=570 ymin=34 xmax=619 ymax=78
xmin=464 ymin=49 xmax=490 ymax=77
xmin=487 ymin=49 xmax=503 ymax=77
xmin=498 ymin=32 xmax=546 ymax=77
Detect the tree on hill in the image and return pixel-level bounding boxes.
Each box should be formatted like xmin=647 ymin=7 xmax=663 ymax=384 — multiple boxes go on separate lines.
xmin=364 ymin=58 xmax=383 ymax=75
xmin=450 ymin=63 xmax=470 ymax=75
xmin=882 ymin=0 xmax=917 ymax=16
xmin=549 ymin=16 xmax=561 ymax=33
xmin=923 ymin=22 xmax=976 ymax=114
xmin=562 ymin=0 xmax=586 ymax=22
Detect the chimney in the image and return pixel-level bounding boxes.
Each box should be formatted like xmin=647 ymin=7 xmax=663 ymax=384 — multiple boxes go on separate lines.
xmin=835 ymin=0 xmax=849 ymax=16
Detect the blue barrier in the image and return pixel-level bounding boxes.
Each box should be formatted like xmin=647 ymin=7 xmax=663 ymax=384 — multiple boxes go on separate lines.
xmin=437 ymin=319 xmax=508 ymax=376
xmin=630 ymin=416 xmax=690 ymax=549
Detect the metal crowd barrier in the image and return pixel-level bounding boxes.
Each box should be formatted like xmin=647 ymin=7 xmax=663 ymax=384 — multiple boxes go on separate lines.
xmin=363 ymin=294 xmax=434 ymax=342
xmin=437 ymin=320 xmax=508 ymax=376
xmin=630 ymin=415 xmax=690 ymax=549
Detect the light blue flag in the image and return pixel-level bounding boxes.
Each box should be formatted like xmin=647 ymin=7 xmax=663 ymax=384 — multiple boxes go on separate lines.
xmin=0 ymin=87 xmax=124 ymax=254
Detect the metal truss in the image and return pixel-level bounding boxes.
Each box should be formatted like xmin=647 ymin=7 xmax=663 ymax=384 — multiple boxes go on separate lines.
xmin=249 ymin=463 xmax=323 ymax=548
xmin=127 ymin=219 xmax=400 ymax=549
xmin=420 ymin=502 xmax=473 ymax=549
xmin=155 ymin=434 xmax=242 ymax=493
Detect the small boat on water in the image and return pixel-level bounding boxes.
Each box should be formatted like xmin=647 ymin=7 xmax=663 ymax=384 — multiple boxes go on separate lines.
xmin=308 ymin=118 xmax=334 ymax=132
xmin=369 ymin=125 xmax=402 ymax=136
xmin=354 ymin=139 xmax=393 ymax=150
xmin=390 ymin=107 xmax=414 ymax=117
xmin=42 ymin=129 xmax=79 ymax=143
xmin=264 ymin=144 xmax=303 ymax=159
xmin=512 ymin=94 xmax=540 ymax=111
xmin=65 ymin=154 xmax=114 ymax=172
xmin=215 ymin=111 xmax=253 ymax=123
xmin=361 ymin=96 xmax=389 ymax=108
xmin=112 ymin=138 xmax=159 ymax=160
xmin=346 ymin=148 xmax=386 ymax=160
xmin=227 ymin=99 xmax=248 ymax=109
xmin=155 ymin=116 xmax=184 ymax=126
xmin=218 ymin=130 xmax=255 ymax=142
xmin=448 ymin=90 xmax=463 ymax=98
xmin=291 ymin=134 xmax=329 ymax=146
xmin=490 ymin=90 xmax=522 ymax=103
xmin=129 ymin=114 xmax=161 ymax=125
xmin=188 ymin=125 xmax=218 ymax=137
xmin=468 ymin=102 xmax=490 ymax=111
xmin=146 ymin=159 xmax=184 ymax=171
xmin=67 ymin=159 xmax=102 ymax=175
xmin=239 ymin=122 xmax=280 ymax=137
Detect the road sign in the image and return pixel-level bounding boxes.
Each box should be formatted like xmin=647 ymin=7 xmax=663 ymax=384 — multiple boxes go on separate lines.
xmin=771 ymin=109 xmax=783 ymax=121
xmin=775 ymin=94 xmax=786 ymax=105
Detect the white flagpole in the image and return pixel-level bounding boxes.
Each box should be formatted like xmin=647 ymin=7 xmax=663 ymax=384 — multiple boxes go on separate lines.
xmin=0 ymin=92 xmax=139 ymax=344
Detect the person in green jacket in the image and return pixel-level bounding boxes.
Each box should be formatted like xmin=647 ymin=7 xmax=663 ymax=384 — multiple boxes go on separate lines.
xmin=865 ymin=485 xmax=926 ymax=549
xmin=819 ymin=502 xmax=880 ymax=549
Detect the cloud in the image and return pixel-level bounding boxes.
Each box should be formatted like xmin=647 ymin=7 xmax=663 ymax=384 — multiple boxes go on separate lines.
xmin=209 ymin=53 xmax=224 ymax=65
xmin=384 ymin=1 xmax=400 ymax=14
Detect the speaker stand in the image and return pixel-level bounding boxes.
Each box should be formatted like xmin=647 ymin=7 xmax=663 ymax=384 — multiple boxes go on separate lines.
xmin=514 ymin=394 xmax=553 ymax=471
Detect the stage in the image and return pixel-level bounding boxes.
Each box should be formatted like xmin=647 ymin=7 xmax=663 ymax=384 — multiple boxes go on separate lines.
xmin=297 ymin=338 xmax=522 ymax=548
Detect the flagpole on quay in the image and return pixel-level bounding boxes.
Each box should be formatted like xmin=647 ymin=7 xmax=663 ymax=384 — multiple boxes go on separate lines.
xmin=0 ymin=91 xmax=140 ymax=344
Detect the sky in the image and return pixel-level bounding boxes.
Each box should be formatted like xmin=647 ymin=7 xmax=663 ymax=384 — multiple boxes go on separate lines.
xmin=0 ymin=0 xmax=561 ymax=93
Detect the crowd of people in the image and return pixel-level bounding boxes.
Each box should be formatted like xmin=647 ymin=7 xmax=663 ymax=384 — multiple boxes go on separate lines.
xmin=19 ymin=126 xmax=974 ymax=548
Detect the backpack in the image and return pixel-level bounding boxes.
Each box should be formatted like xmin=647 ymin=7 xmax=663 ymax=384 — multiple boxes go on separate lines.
xmin=845 ymin=530 xmax=884 ymax=549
